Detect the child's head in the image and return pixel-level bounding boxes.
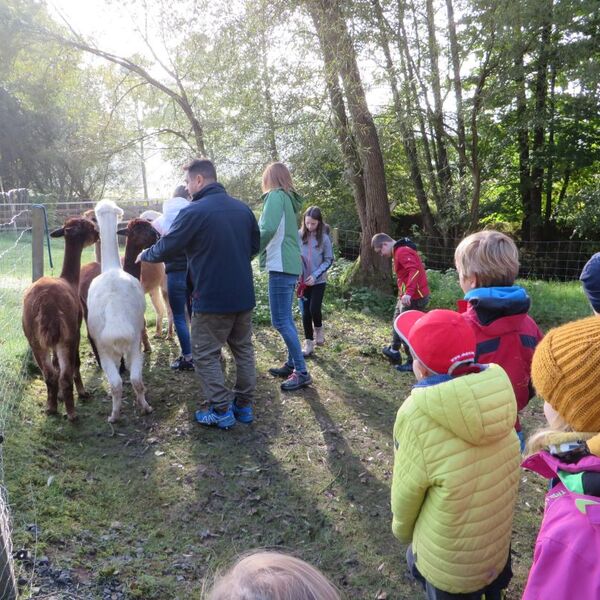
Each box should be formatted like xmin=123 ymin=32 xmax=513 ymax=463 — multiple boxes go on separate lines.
xmin=394 ymin=309 xmax=476 ymax=379
xmin=371 ymin=233 xmax=395 ymax=257
xmin=172 ymin=184 xmax=190 ymax=200
xmin=206 ymin=551 xmax=340 ymax=600
xmin=301 ymin=206 xmax=326 ymax=245
xmin=580 ymin=253 xmax=600 ymax=315
xmin=454 ymin=230 xmax=519 ymax=292
xmin=531 ymin=315 xmax=600 ymax=454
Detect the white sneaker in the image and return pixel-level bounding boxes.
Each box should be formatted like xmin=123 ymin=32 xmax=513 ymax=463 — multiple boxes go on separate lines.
xmin=314 ymin=326 xmax=325 ymax=346
xmin=302 ymin=339 xmax=315 ymax=356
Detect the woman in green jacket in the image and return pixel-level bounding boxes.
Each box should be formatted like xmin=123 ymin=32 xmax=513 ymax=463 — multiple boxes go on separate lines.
xmin=258 ymin=162 xmax=312 ymax=391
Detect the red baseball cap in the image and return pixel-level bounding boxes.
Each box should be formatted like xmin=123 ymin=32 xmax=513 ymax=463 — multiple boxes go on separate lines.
xmin=394 ymin=309 xmax=476 ymax=375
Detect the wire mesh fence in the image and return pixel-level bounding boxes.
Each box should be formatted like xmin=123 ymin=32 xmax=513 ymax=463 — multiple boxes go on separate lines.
xmin=0 ymin=210 xmax=32 ymax=600
xmin=333 ymin=229 xmax=600 ymax=281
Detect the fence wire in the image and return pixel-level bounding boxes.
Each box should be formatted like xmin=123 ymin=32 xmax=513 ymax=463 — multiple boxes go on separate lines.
xmin=335 ymin=230 xmax=600 ymax=281
xmin=0 ymin=211 xmax=32 ymax=600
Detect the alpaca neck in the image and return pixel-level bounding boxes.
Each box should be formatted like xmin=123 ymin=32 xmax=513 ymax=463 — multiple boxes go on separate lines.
xmin=60 ymin=238 xmax=85 ymax=287
xmin=122 ymin=240 xmax=142 ymax=281
xmin=97 ymin=212 xmax=122 ymax=272
xmin=94 ymin=240 xmax=101 ymax=262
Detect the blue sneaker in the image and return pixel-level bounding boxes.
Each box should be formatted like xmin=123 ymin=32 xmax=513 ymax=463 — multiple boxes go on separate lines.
xmin=395 ymin=362 xmax=414 ymax=373
xmin=517 ymin=430 xmax=525 ymax=453
xmin=232 ymin=400 xmax=253 ymax=424
xmin=195 ymin=407 xmax=235 ymax=429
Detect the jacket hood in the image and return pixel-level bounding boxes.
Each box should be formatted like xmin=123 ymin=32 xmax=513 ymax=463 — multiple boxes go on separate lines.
xmin=410 ymin=364 xmax=517 ymax=445
xmin=153 ymin=197 xmax=190 ymax=235
xmin=522 ymin=449 xmax=600 ymax=479
xmin=464 ymin=286 xmax=531 ymax=327
xmin=261 ymin=188 xmax=304 ymax=212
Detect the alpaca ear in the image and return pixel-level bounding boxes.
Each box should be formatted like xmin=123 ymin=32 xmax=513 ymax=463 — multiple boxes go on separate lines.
xmin=50 ymin=227 xmax=65 ymax=238
xmin=116 ymin=228 xmax=129 ymax=237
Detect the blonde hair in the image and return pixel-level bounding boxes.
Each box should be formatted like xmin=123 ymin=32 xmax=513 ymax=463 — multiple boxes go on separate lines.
xmin=206 ymin=551 xmax=340 ymax=600
xmin=262 ymin=162 xmax=294 ymax=193
xmin=371 ymin=232 xmax=394 ymax=249
xmin=454 ymin=230 xmax=519 ymax=287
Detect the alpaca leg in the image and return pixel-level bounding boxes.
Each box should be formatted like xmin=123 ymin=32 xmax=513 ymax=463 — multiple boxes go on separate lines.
xmin=128 ymin=347 xmax=152 ymax=415
xmin=73 ymin=331 xmax=89 ymax=399
xmin=149 ymin=287 xmax=164 ymax=337
xmin=161 ymin=285 xmax=174 ymax=339
xmin=32 ymin=345 xmax=58 ymax=415
xmin=88 ymin=330 xmax=102 ymax=367
xmin=56 ymin=344 xmax=76 ymax=421
xmin=100 ymin=357 xmax=123 ymax=423
xmin=141 ymin=320 xmax=152 ymax=353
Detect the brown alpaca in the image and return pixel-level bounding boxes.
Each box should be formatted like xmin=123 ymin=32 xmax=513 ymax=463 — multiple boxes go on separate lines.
xmin=22 ymin=217 xmax=99 ymax=420
xmin=118 ymin=218 xmax=173 ymax=350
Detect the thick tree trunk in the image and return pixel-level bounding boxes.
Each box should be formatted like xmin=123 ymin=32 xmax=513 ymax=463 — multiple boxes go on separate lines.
xmin=311 ymin=11 xmax=367 ymax=232
xmin=371 ymin=0 xmax=436 ymax=236
xmin=309 ymin=0 xmax=392 ymax=288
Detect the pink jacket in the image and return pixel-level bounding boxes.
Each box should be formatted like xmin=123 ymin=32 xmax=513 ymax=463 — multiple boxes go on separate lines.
xmin=521 ymin=451 xmax=600 ymax=600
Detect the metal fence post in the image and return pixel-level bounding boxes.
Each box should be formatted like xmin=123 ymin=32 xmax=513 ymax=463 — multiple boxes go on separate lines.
xmin=31 ymin=205 xmax=44 ymax=282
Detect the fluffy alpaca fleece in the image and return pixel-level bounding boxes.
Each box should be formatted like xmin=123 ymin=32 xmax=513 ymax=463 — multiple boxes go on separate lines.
xmin=87 ymin=200 xmax=152 ymax=422
xmin=22 ymin=217 xmax=99 ymax=420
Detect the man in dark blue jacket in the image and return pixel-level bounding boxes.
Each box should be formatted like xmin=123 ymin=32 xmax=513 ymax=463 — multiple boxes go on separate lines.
xmin=138 ymin=158 xmax=260 ymax=429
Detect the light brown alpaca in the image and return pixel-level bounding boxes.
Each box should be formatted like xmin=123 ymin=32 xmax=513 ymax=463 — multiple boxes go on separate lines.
xmin=22 ymin=217 xmax=99 ymax=420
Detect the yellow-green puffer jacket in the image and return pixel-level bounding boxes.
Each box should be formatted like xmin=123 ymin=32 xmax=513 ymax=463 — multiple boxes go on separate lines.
xmin=391 ymin=364 xmax=520 ymax=594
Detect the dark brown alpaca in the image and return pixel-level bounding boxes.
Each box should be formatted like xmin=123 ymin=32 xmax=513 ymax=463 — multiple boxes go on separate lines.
xmin=118 ymin=218 xmax=163 ymax=352
xmin=22 ymin=217 xmax=99 ymax=420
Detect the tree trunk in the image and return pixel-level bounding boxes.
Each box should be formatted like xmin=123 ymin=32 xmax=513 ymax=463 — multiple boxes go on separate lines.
xmin=371 ymin=0 xmax=436 ymax=235
xmin=396 ymin=7 xmax=442 ymax=216
xmin=514 ymin=45 xmax=531 ymax=240
xmin=529 ymin=6 xmax=553 ymax=241
xmin=544 ymin=57 xmax=557 ymax=237
xmin=425 ymin=0 xmax=452 ymax=199
xmin=445 ymin=0 xmax=468 ymax=179
xmin=311 ymin=10 xmax=367 ymax=233
xmin=309 ymin=0 xmax=392 ymax=289
xmin=468 ymin=42 xmax=495 ymax=230
xmin=259 ymin=27 xmax=279 ymax=162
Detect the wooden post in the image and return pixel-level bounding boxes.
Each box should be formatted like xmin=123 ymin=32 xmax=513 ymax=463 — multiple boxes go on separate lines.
xmin=332 ymin=227 xmax=339 ymax=247
xmin=31 ymin=205 xmax=44 ymax=282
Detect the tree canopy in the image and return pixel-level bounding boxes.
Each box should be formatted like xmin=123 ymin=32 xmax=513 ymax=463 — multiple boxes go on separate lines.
xmin=1 ymin=0 xmax=598 ymax=276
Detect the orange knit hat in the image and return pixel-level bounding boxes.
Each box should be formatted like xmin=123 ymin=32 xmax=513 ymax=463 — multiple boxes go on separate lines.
xmin=532 ymin=316 xmax=600 ymax=454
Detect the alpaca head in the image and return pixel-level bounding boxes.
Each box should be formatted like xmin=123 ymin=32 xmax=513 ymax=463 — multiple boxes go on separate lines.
xmin=50 ymin=217 xmax=99 ymax=247
xmin=94 ymin=199 xmax=124 ymax=221
xmin=117 ymin=218 xmax=160 ymax=249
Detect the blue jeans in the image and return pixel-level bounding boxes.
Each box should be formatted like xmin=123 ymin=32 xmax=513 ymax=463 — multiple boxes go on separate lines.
xmin=268 ymin=271 xmax=306 ymax=373
xmin=167 ymin=270 xmax=192 ymax=357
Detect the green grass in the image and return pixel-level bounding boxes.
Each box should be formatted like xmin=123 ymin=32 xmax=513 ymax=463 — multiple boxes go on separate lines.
xmin=1 ymin=245 xmax=596 ymax=599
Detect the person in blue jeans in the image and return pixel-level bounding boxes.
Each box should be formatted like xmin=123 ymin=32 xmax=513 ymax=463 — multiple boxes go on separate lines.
xmin=258 ymin=162 xmax=312 ymax=391
xmin=152 ymin=185 xmax=194 ymax=370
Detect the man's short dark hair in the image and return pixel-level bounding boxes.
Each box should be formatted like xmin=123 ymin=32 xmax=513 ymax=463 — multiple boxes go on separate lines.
xmin=183 ymin=158 xmax=217 ymax=181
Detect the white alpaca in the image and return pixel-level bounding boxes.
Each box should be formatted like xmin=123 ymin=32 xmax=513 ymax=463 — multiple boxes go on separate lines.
xmin=87 ymin=200 xmax=153 ymax=422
